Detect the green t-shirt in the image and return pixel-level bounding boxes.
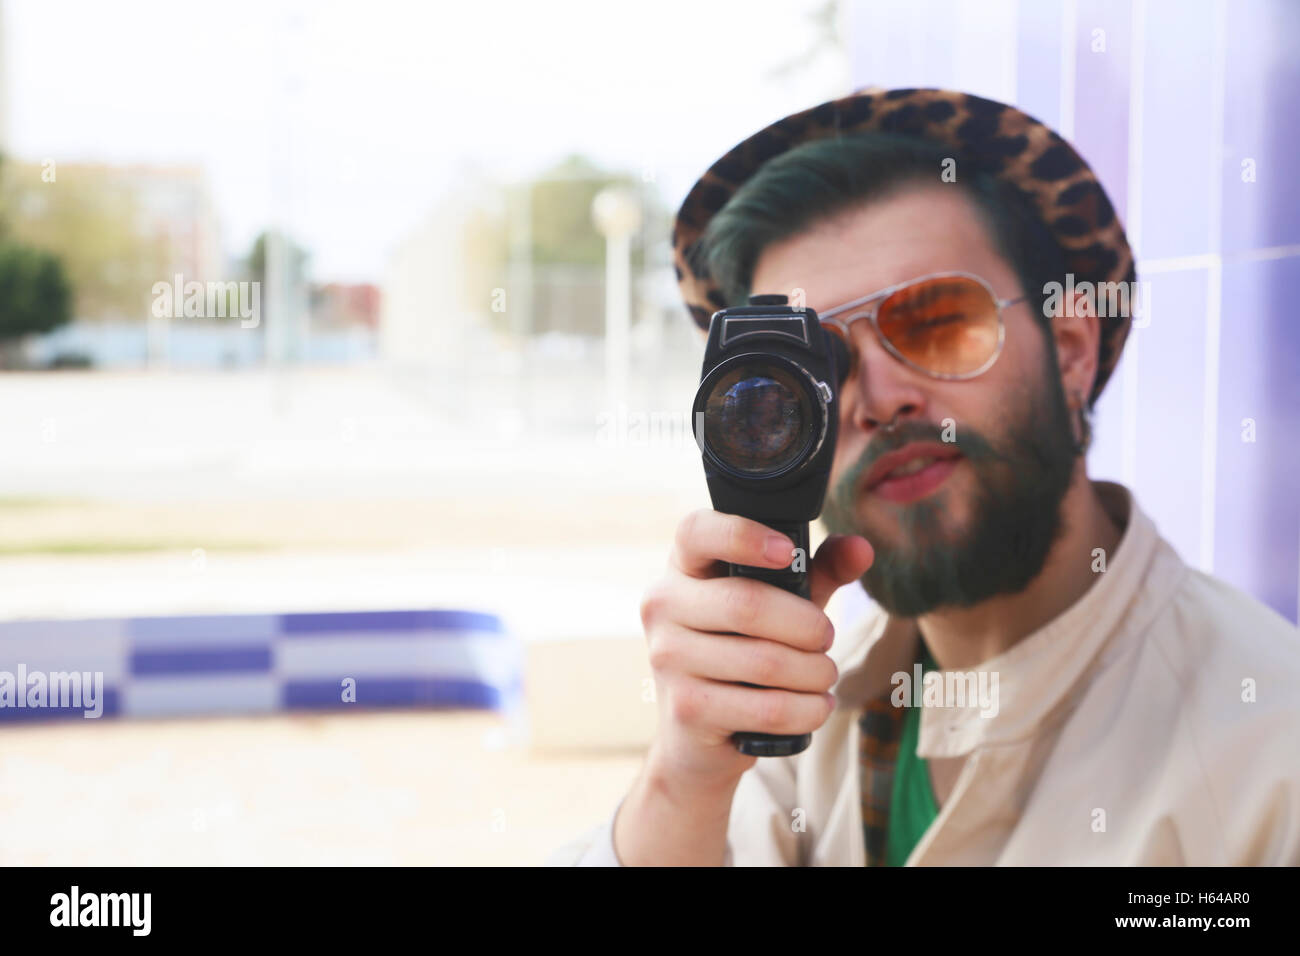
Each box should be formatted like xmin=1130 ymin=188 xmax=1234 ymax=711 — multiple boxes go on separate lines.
xmin=885 ymin=641 xmax=941 ymax=866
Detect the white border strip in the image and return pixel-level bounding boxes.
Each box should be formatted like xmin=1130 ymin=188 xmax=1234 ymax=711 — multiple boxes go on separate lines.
xmin=1199 ymin=0 xmax=1229 ymax=574
xmin=1120 ymin=0 xmax=1147 ymax=488
xmin=1059 ymin=0 xmax=1077 ymax=137
xmin=1136 ymin=244 xmax=1300 ymax=275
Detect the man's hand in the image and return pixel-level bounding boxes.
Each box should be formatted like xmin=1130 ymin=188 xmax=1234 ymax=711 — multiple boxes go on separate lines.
xmin=613 ymin=510 xmax=873 ymax=865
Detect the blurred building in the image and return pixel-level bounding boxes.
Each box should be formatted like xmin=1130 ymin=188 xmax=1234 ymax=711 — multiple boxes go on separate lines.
xmin=311 ymin=282 xmax=380 ymax=330
xmin=8 ymin=160 xmax=234 ymax=367
xmin=112 ymin=164 xmax=225 ymax=365
xmin=109 ymin=163 xmax=226 ymax=286
xmin=381 ymin=165 xmax=676 ymax=368
xmin=4 ymin=160 xmax=226 ymax=315
xmin=381 ymin=182 xmax=496 ymax=369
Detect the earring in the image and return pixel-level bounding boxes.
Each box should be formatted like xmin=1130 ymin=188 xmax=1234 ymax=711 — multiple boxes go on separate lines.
xmin=1072 ymin=392 xmax=1093 ymax=455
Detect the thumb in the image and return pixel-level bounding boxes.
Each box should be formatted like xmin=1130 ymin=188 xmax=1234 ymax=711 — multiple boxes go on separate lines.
xmin=809 ymin=533 xmax=874 ymax=609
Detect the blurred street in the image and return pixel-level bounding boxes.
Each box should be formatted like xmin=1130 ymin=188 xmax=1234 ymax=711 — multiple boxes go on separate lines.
xmin=1 ymin=709 xmax=641 ymax=865
xmin=0 ymin=364 xmax=708 ymax=865
xmin=0 ymin=364 xmax=704 ymax=628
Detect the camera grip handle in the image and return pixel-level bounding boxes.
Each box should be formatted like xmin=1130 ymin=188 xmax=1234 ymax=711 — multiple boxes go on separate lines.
xmin=727 ymin=520 xmax=814 ymax=758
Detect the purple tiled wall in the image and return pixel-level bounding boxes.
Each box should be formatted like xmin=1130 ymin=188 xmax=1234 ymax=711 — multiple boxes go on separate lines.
xmin=847 ymin=0 xmax=1299 ymax=623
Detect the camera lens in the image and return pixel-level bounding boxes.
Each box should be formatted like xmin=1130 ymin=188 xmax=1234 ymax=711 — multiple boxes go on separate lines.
xmin=702 ymin=363 xmax=816 ymax=476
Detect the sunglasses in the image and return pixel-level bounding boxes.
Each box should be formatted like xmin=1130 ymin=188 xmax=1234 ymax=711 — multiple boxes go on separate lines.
xmin=818 ymin=271 xmax=1025 ymax=380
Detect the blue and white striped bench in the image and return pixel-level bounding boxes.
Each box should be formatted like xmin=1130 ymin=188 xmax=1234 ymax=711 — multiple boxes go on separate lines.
xmin=0 ymin=609 xmax=520 ymax=723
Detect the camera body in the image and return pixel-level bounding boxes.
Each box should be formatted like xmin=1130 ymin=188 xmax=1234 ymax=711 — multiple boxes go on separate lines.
xmin=692 ymin=293 xmax=849 ymax=757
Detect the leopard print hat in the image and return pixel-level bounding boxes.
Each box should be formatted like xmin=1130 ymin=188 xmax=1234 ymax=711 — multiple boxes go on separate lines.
xmin=672 ymin=86 xmax=1136 ymax=404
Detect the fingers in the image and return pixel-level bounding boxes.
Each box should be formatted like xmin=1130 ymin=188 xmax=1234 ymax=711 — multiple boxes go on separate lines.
xmin=668 ymin=511 xmax=873 ymax=613
xmin=644 ymin=573 xmax=834 ymax=653
xmin=648 ymin=623 xmax=839 ymax=694
xmin=666 ymin=675 xmax=837 ymax=739
xmin=808 ymin=533 xmax=875 ymax=609
xmin=642 ymin=511 xmax=873 ymax=757
xmin=670 ymin=509 xmax=800 ymax=580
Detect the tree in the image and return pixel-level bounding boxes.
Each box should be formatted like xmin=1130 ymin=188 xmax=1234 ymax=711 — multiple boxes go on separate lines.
xmin=459 ymin=155 xmax=671 ymax=336
xmin=527 ymin=154 xmax=660 ymax=270
xmin=0 ymin=158 xmax=170 ymax=321
xmin=0 ymin=243 xmax=73 ymax=365
xmin=242 ymin=230 xmax=311 ymax=348
xmin=245 ymin=229 xmax=310 ymax=289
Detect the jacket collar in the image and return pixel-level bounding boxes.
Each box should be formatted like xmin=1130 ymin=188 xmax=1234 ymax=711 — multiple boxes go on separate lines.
xmin=830 ymin=481 xmax=1187 ymax=758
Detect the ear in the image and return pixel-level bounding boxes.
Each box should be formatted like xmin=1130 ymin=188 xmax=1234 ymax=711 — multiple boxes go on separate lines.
xmin=1051 ymin=289 xmax=1102 ymax=408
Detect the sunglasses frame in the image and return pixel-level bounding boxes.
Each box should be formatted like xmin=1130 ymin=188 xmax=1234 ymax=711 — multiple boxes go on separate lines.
xmin=817 ymin=270 xmax=1025 ymax=381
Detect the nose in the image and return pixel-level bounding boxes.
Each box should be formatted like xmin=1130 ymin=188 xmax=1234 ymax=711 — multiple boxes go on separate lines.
xmin=837 ymin=319 xmax=929 ymax=436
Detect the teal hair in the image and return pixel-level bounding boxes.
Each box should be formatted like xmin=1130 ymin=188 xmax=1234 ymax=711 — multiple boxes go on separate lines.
xmin=699 ymin=131 xmax=1069 ymax=342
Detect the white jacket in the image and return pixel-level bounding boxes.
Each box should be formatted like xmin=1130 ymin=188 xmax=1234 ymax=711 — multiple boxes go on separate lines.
xmin=550 ymin=481 xmax=1300 ymax=865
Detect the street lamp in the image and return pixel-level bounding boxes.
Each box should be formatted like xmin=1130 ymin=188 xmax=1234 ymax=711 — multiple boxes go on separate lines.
xmin=591 ymin=186 xmax=642 ymax=416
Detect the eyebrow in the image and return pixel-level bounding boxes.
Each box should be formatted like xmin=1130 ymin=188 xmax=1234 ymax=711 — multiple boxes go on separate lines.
xmin=815 ymin=268 xmax=952 ymax=314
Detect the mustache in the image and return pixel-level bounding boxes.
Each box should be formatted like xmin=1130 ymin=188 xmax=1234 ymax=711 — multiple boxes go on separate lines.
xmin=830 ymin=419 xmax=1002 ymax=512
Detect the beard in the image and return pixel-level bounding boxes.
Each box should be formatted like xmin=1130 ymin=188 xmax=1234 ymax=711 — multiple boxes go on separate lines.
xmin=820 ymin=356 xmax=1080 ymax=617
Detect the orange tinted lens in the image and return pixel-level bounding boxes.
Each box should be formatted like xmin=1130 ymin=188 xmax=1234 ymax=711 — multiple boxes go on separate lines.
xmin=877 ymin=276 xmax=1000 ymax=375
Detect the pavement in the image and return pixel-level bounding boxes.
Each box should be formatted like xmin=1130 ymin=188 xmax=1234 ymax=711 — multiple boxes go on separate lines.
xmin=0 ymin=363 xmax=695 ymax=864
xmin=0 ymin=363 xmax=873 ymax=864
xmin=0 ymin=709 xmax=642 ymax=865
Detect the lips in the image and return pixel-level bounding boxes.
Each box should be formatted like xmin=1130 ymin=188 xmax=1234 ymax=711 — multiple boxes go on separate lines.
xmin=861 ymin=442 xmax=963 ymax=502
